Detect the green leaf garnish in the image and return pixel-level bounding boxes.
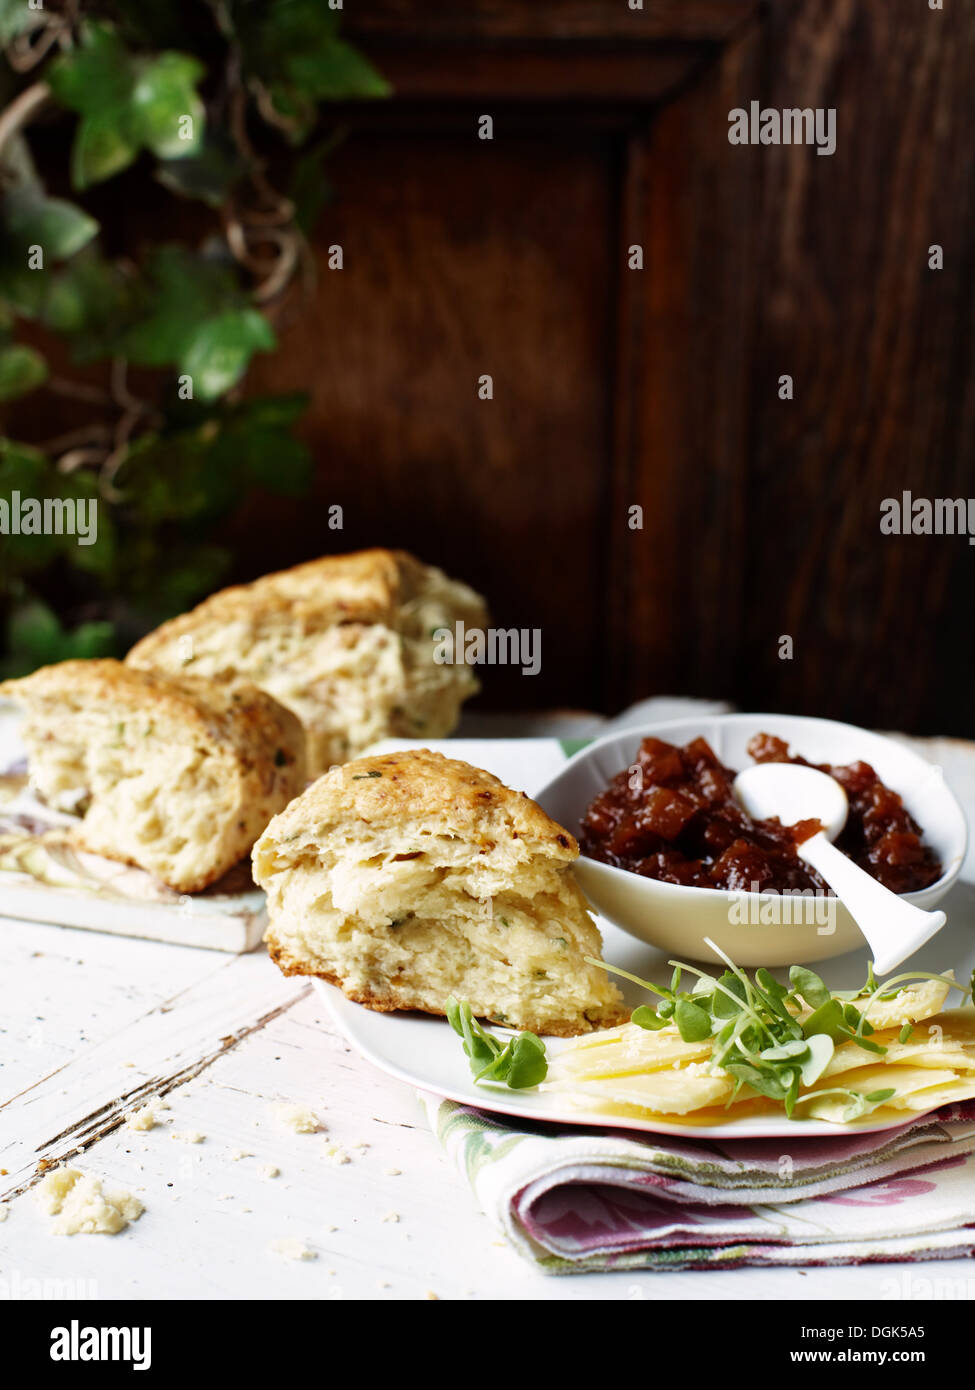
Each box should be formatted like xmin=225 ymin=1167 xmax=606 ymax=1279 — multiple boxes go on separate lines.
xmin=631 ymin=1005 xmax=668 ymax=1031
xmin=445 ymin=997 xmax=548 ymax=1090
xmin=789 ymin=965 xmax=831 ymax=1009
xmin=673 ymin=999 xmax=713 ymax=1042
xmin=586 ymin=941 xmax=972 ymax=1123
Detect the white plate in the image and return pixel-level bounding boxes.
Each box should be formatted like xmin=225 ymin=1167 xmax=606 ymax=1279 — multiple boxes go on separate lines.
xmin=317 ymin=886 xmax=975 ymax=1139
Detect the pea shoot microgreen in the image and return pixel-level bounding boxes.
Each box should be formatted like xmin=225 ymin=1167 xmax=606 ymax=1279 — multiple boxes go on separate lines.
xmin=445 ymin=997 xmax=548 ymax=1090
xmin=586 ymin=940 xmax=972 ymax=1121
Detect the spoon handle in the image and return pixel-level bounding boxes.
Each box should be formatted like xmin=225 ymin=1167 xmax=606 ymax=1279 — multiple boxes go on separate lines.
xmin=798 ymin=832 xmax=946 ymax=977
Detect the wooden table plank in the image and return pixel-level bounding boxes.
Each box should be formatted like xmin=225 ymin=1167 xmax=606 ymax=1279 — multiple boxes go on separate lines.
xmin=11 ymin=970 xmax=968 ymax=1301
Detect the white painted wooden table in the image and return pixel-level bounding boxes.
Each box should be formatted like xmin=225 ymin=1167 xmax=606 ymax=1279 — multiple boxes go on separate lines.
xmin=2 ymin=705 xmax=974 ymax=1301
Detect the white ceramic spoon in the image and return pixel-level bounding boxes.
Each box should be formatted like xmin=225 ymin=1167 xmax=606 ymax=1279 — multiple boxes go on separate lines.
xmin=733 ymin=762 xmax=947 ymax=976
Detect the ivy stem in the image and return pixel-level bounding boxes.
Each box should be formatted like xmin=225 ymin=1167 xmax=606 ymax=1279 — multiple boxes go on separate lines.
xmin=0 ymin=80 xmax=51 ymax=158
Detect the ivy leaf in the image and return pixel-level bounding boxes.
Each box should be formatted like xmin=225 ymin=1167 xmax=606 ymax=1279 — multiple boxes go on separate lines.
xmin=115 ymin=248 xmax=273 ymax=395
xmin=180 ymin=308 xmax=276 ymax=399
xmin=285 ymin=36 xmax=390 ymax=102
xmin=0 ymin=438 xmax=46 ymax=488
xmin=6 ymin=600 xmax=73 ymax=666
xmin=114 ymin=391 xmax=310 ymax=530
xmin=156 ymin=129 xmax=247 ymax=208
xmin=0 ymin=441 xmax=116 ymax=590
xmin=114 ymin=530 xmax=229 ymax=616
xmin=0 ymin=186 xmax=99 ymax=315
xmin=114 ymin=246 xmax=216 ymax=364
xmin=131 ymin=543 xmax=229 ymax=616
xmin=59 ymin=470 xmax=116 ymax=577
xmin=70 ymin=110 xmax=140 ymax=188
xmin=113 ymin=430 xmax=228 ymax=522
xmin=41 ymin=250 xmax=139 ymax=357
xmin=244 ymin=427 xmax=311 ymax=496
xmin=234 ymin=0 xmax=389 ymax=134
xmin=2 ymin=187 xmax=101 ymax=261
xmin=0 ymin=441 xmax=60 ymax=573
xmin=289 ymin=135 xmax=340 ymax=234
xmin=0 ymin=343 xmax=47 ymax=400
xmin=46 ymin=22 xmax=134 ymax=113
xmin=1 ymin=598 xmax=115 ymax=678
xmin=130 ymin=52 xmax=205 ymax=160
xmin=47 ymin=21 xmax=205 ymax=189
xmin=211 ymin=407 xmax=311 ymax=497
xmin=227 ymin=392 xmax=309 ymax=430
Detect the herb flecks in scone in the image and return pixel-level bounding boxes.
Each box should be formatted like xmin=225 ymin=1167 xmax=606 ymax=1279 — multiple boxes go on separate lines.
xmin=253 ymin=749 xmax=624 ymax=1037
xmin=0 ymin=659 xmax=304 ymax=892
xmin=128 ymin=549 xmax=487 ymax=776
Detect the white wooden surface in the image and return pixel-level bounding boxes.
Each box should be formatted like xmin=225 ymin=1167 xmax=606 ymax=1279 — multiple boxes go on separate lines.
xmin=0 ymin=708 xmax=267 ymax=953
xmin=2 ymin=710 xmax=975 ymax=1301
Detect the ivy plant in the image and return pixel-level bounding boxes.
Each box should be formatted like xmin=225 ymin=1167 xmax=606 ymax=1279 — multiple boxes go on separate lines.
xmin=0 ymin=1 xmax=388 ymax=675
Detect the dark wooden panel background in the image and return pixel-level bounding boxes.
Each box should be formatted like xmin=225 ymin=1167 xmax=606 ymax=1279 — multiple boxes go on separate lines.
xmin=19 ymin=0 xmax=975 ymax=732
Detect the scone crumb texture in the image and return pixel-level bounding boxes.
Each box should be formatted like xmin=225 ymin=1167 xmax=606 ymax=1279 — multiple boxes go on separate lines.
xmin=37 ymin=1168 xmax=144 ymax=1235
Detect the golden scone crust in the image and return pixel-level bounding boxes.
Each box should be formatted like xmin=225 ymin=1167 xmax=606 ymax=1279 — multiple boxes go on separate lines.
xmin=2 ymin=659 xmax=296 ymax=755
xmin=254 ymin=749 xmax=625 ymax=1036
xmin=259 ymin=748 xmax=578 ymax=861
xmin=127 ymin=549 xmax=486 ymax=660
xmin=1 ymin=659 xmax=305 ymax=892
xmin=263 ymin=942 xmax=620 ymax=1039
xmin=126 ymin=549 xmax=489 ymax=774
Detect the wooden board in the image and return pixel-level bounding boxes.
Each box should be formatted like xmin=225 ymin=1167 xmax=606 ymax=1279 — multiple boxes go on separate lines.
xmin=0 ymin=711 xmax=266 ymax=953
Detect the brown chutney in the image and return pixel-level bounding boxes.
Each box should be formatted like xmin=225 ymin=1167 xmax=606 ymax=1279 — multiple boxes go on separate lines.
xmin=579 ymin=732 xmax=942 ymax=895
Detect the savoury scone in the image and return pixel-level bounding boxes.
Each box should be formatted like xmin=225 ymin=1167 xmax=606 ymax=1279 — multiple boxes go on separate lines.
xmin=252 ymin=749 xmax=624 ymax=1037
xmin=0 ymin=660 xmax=305 ymax=893
xmin=127 ymin=549 xmax=487 ymax=776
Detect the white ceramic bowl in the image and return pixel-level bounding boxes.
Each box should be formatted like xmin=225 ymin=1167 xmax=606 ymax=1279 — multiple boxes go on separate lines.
xmin=534 ymin=713 xmax=968 ymax=967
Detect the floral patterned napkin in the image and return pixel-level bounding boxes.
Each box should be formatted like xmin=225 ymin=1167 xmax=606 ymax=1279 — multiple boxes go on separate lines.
xmin=423 ymin=1095 xmax=975 ymax=1273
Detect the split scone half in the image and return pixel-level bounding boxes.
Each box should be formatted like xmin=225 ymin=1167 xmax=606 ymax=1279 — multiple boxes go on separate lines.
xmin=127 ymin=549 xmax=488 ymax=777
xmin=0 ymin=659 xmax=305 ymax=893
xmin=252 ymin=749 xmax=625 ymax=1037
